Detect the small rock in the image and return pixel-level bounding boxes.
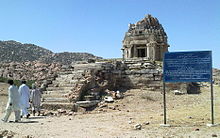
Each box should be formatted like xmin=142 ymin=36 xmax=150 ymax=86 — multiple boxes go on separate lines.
xmin=188 ymin=116 xmax=193 ymax=119
xmin=77 ymin=107 xmax=86 ymax=113
xmin=194 ymin=128 xmax=200 ymax=131
xmin=115 ymin=91 xmax=123 ymax=99
xmin=128 ymin=120 xmax=132 ymax=124
xmin=104 ymin=96 xmax=114 ymax=103
xmin=212 ymin=134 xmax=217 ymax=137
xmin=143 ymin=122 xmax=150 ymax=125
xmin=99 ymin=103 xmax=108 ymax=108
xmin=57 ymin=109 xmax=66 ymax=114
xmin=25 ymin=135 xmax=34 ymax=138
xmin=134 ymin=124 xmax=142 ymax=130
xmin=173 ymin=90 xmax=185 ymax=95
xmin=68 ymin=111 xmax=74 ymax=116
xmin=0 ymin=130 xmax=16 ymax=138
xmin=108 ymin=106 xmax=116 ymax=110
xmin=115 ymin=104 xmax=119 ymax=107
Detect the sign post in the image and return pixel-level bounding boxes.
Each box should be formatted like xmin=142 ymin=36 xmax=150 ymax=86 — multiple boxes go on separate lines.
xmin=163 ymin=82 xmax=166 ymax=124
xmin=210 ymin=80 xmax=214 ymax=125
xmin=162 ymin=51 xmax=214 ymax=127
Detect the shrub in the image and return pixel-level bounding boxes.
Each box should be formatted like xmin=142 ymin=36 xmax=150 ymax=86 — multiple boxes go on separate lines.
xmin=0 ymin=77 xmax=35 ymax=88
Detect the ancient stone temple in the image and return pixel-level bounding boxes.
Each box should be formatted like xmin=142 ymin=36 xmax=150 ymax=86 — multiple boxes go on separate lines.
xmin=122 ymin=14 xmax=169 ymax=61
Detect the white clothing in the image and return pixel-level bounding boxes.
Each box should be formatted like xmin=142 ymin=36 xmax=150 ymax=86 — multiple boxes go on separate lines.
xmin=21 ymin=108 xmax=29 ymax=116
xmin=30 ymin=89 xmax=41 ymax=111
xmin=6 ymin=85 xmax=21 ymax=111
xmin=3 ymin=109 xmax=21 ymax=122
xmin=19 ymin=84 xmax=30 ymax=116
xmin=3 ymin=85 xmax=21 ymax=122
xmin=19 ymin=84 xmax=30 ymax=108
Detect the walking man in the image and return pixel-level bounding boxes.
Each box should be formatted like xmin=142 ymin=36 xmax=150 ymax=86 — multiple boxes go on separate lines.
xmin=30 ymin=84 xmax=42 ymax=116
xmin=2 ymin=80 xmax=21 ymax=122
xmin=19 ymin=80 xmax=30 ymax=118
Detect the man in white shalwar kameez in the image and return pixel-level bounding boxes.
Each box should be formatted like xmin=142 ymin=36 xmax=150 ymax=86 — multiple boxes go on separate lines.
xmin=1 ymin=80 xmax=21 ymax=122
xmin=19 ymin=80 xmax=30 ymax=118
xmin=30 ymin=84 xmax=42 ymax=116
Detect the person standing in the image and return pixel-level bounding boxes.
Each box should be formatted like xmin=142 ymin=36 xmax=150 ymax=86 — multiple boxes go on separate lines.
xmin=30 ymin=84 xmax=42 ymax=116
xmin=1 ymin=80 xmax=21 ymax=122
xmin=19 ymin=80 xmax=30 ymax=118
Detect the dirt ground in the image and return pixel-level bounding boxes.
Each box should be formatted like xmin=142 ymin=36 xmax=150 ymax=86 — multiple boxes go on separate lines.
xmin=0 ymin=82 xmax=220 ymax=138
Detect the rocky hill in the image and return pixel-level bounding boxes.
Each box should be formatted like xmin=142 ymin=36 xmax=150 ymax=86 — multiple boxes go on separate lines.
xmin=0 ymin=40 xmax=101 ymax=64
xmin=40 ymin=52 xmax=100 ymax=64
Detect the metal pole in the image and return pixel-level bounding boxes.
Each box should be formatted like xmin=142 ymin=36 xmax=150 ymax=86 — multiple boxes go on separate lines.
xmin=163 ymin=82 xmax=167 ymax=124
xmin=210 ymin=80 xmax=214 ymax=124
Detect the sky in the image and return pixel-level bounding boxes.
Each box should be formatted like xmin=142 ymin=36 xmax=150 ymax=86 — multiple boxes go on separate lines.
xmin=0 ymin=0 xmax=219 ymax=68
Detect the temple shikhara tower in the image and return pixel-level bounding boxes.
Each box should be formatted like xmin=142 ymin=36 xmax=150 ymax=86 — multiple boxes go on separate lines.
xmin=122 ymin=14 xmax=169 ymax=61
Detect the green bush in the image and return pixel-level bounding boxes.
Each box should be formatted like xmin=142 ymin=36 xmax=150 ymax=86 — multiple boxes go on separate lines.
xmin=0 ymin=77 xmax=35 ymax=88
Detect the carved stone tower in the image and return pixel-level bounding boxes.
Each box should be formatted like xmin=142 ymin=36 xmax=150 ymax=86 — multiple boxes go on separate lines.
xmin=122 ymin=14 xmax=169 ymax=61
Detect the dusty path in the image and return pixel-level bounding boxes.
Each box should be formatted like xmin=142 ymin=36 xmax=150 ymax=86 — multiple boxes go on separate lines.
xmin=0 ymin=82 xmax=220 ymax=137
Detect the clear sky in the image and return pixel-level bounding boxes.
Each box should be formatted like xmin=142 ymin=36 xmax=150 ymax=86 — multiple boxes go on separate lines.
xmin=0 ymin=0 xmax=219 ymax=68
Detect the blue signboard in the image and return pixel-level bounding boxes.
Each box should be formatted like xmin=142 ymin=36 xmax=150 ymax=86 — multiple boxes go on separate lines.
xmin=163 ymin=51 xmax=212 ymax=82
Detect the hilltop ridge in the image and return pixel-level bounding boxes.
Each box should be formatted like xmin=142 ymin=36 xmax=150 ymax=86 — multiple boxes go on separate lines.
xmin=0 ymin=40 xmax=101 ymax=64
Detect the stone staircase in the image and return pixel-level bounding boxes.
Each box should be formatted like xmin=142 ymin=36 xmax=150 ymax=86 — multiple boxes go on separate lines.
xmin=42 ymin=68 xmax=85 ymax=110
xmin=42 ymin=63 xmax=104 ymax=110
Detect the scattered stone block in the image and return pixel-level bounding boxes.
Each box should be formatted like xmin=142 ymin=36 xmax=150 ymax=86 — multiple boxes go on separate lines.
xmin=104 ymin=96 xmax=114 ymax=103
xmin=134 ymin=124 xmax=142 ymax=130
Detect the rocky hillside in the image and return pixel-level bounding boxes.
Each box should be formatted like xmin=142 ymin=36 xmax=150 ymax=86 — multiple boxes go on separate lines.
xmin=0 ymin=40 xmax=101 ymax=64
xmin=213 ymin=68 xmax=220 ymax=86
xmin=40 ymin=52 xmax=100 ymax=64
xmin=0 ymin=40 xmax=53 ymax=62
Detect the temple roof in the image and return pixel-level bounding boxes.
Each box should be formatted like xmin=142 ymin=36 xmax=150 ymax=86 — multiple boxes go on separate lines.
xmin=123 ymin=14 xmax=168 ymax=45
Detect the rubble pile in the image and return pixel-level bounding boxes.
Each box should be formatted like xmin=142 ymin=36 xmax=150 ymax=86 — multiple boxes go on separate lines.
xmin=42 ymin=62 xmax=118 ymax=110
xmin=42 ymin=60 xmax=163 ymax=110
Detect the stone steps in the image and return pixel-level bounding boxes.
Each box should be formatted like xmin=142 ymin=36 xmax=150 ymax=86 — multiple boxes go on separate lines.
xmin=43 ymin=92 xmax=68 ymax=98
xmin=42 ymin=66 xmax=87 ymax=110
xmin=74 ymin=63 xmax=102 ymax=70
xmin=41 ymin=103 xmax=74 ymax=110
xmin=43 ymin=97 xmax=70 ymax=103
xmin=56 ymin=75 xmax=80 ymax=79
xmin=44 ymin=90 xmax=71 ymax=94
xmin=47 ymin=83 xmax=77 ymax=87
xmin=52 ymin=80 xmax=78 ymax=84
xmin=46 ymin=87 xmax=74 ymax=91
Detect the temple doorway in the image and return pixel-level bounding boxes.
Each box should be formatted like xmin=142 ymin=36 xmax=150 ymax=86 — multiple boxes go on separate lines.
xmin=137 ymin=48 xmax=146 ymax=57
